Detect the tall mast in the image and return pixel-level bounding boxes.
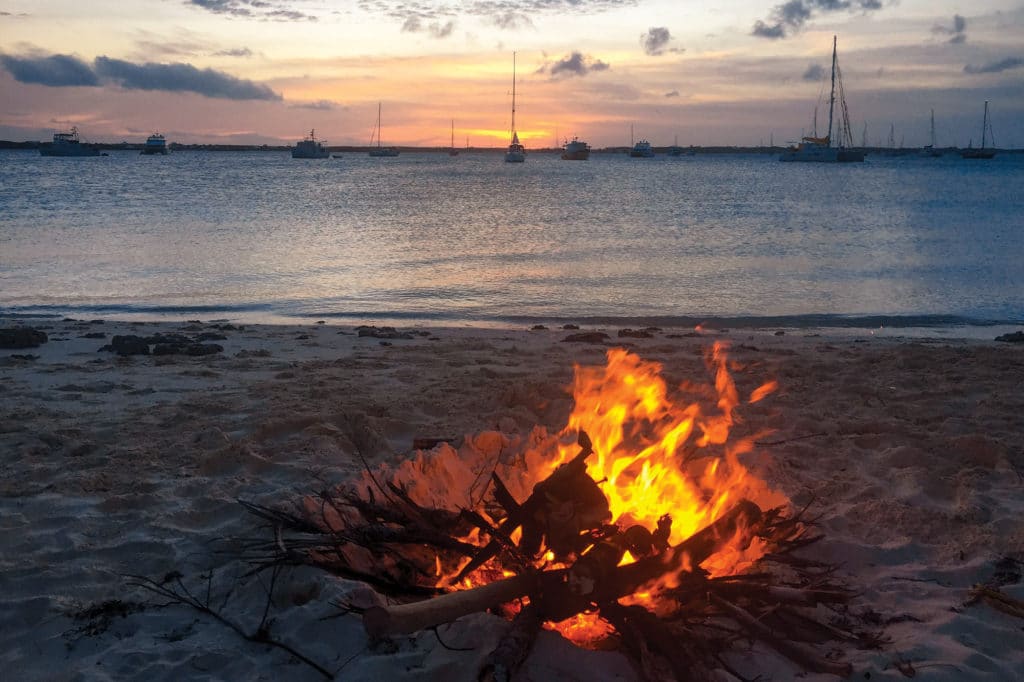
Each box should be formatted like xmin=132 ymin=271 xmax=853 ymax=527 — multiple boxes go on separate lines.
xmin=510 ymin=52 xmax=517 ymax=141
xmin=377 ymin=102 xmax=382 ymax=148
xmin=827 ymin=35 xmax=836 ymax=146
xmin=930 ymin=109 xmax=936 ymax=147
xmin=981 ymin=100 xmax=988 ymax=149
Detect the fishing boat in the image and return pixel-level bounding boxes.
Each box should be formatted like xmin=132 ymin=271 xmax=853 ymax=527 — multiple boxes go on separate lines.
xmin=292 ymin=129 xmax=330 ymax=159
xmin=780 ymin=36 xmax=864 ymax=163
xmin=39 ymin=127 xmax=101 ymax=157
xmin=505 ymin=52 xmax=525 ymax=163
xmin=960 ymin=101 xmax=996 ymax=159
xmin=368 ymin=103 xmax=400 ymax=157
xmin=141 ymin=133 xmax=169 ymax=155
xmin=561 ymin=136 xmax=590 ymax=160
xmin=628 ymin=124 xmax=654 ymax=157
xmin=921 ymin=110 xmax=942 ymax=157
xmin=629 ymin=140 xmax=654 ymax=158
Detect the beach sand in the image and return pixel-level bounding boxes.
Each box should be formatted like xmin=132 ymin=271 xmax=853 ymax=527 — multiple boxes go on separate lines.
xmin=1 ymin=317 xmax=1023 ymax=681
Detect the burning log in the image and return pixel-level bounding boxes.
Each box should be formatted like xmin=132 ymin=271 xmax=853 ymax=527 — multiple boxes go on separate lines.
xmin=362 ymin=498 xmax=763 ymax=637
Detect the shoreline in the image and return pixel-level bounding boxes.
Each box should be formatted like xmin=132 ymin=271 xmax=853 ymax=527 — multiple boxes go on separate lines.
xmin=2 ymin=317 xmax=1022 ymax=680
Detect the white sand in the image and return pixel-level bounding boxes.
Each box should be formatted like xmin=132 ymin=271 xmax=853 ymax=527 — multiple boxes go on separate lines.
xmin=1 ymin=317 xmax=1022 ymax=681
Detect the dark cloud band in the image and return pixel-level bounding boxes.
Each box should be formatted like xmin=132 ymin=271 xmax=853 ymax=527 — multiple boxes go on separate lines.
xmin=1 ymin=52 xmax=281 ymax=100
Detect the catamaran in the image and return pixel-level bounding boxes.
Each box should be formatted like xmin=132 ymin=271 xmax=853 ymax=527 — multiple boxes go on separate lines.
xmin=960 ymin=101 xmax=996 ymax=159
xmin=141 ymin=133 xmax=169 ymax=155
xmin=368 ymin=102 xmax=400 ymax=157
xmin=780 ymin=36 xmax=864 ymax=163
xmin=505 ymin=52 xmax=526 ymax=163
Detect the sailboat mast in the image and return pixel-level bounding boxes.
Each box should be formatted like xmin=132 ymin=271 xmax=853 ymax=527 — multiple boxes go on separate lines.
xmin=981 ymin=100 xmax=988 ymax=149
xmin=827 ymin=35 xmax=836 ymax=146
xmin=930 ymin=109 xmax=936 ymax=147
xmin=510 ymin=52 xmax=517 ymax=140
xmin=377 ymin=102 xmax=382 ymax=148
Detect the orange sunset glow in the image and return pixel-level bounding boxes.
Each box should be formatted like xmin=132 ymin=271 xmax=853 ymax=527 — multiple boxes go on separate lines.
xmin=1 ymin=1 xmax=1022 ymax=148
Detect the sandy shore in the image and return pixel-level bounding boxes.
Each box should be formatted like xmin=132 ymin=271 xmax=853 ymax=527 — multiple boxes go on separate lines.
xmin=1 ymin=317 xmax=1023 ymax=681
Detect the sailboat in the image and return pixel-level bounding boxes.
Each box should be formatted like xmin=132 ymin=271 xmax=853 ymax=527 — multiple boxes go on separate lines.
xmin=448 ymin=120 xmax=459 ymax=157
xmin=921 ymin=110 xmax=942 ymax=157
xmin=960 ymin=101 xmax=996 ymax=159
xmin=505 ymin=52 xmax=526 ymax=163
xmin=667 ymin=134 xmax=684 ymax=156
xmin=780 ymin=36 xmax=864 ymax=163
xmin=368 ymin=102 xmax=400 ymax=157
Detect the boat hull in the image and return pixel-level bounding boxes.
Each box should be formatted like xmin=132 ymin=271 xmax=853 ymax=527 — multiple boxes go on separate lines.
xmin=141 ymin=146 xmax=168 ymax=155
xmin=292 ymin=150 xmax=330 ymax=159
xmin=960 ymin=149 xmax=995 ymax=159
xmin=561 ymin=150 xmax=589 ymax=160
xmin=504 ymin=152 xmax=525 ymax=163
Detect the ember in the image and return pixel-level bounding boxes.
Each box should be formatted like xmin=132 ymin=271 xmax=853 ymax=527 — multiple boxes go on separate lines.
xmin=251 ymin=345 xmax=865 ymax=679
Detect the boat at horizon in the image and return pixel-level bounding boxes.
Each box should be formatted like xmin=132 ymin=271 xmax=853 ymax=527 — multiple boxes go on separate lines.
xmin=39 ymin=127 xmax=101 ymax=157
xmin=141 ymin=133 xmax=169 ymax=155
xmin=292 ymin=129 xmax=330 ymax=159
xmin=780 ymin=36 xmax=864 ymax=163
xmin=505 ymin=52 xmax=525 ymax=163
xmin=921 ymin=110 xmax=942 ymax=158
xmin=628 ymin=124 xmax=654 ymax=157
xmin=561 ymin=136 xmax=590 ymax=160
xmin=448 ymin=119 xmax=459 ymax=157
xmin=369 ymin=103 xmax=400 ymax=157
xmin=960 ymin=101 xmax=996 ymax=159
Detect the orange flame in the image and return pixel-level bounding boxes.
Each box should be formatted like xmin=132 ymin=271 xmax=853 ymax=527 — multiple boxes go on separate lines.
xmin=394 ymin=344 xmax=785 ymax=644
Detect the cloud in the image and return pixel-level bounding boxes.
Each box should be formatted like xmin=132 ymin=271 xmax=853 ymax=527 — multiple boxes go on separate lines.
xmin=640 ymin=27 xmax=672 ymax=56
xmin=964 ymin=56 xmax=1024 ymax=74
xmin=751 ymin=0 xmax=885 ymax=39
xmin=541 ymin=51 xmax=610 ymax=79
xmin=0 ymin=52 xmax=100 ymax=86
xmin=358 ymin=1 xmax=635 ymax=31
xmin=491 ymin=12 xmax=533 ymax=30
xmin=289 ymin=99 xmax=339 ymax=110
xmin=401 ymin=15 xmax=455 ymax=38
xmin=664 ymin=90 xmax=679 ymax=98
xmin=187 ymin=0 xmax=317 ymax=22
xmin=214 ymin=47 xmax=254 ymax=57
xmin=802 ymin=63 xmax=825 ymax=81
xmin=932 ymin=14 xmax=967 ymax=44
xmin=94 ymin=56 xmax=282 ymax=99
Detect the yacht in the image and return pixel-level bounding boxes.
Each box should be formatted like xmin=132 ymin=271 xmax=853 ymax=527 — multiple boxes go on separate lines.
xmin=780 ymin=36 xmax=864 ymax=163
xmin=960 ymin=101 xmax=996 ymax=159
xmin=561 ymin=137 xmax=590 ymax=160
xmin=292 ymin=129 xmax=330 ymax=159
xmin=368 ymin=103 xmax=400 ymax=157
xmin=141 ymin=133 xmax=168 ymax=155
xmin=39 ymin=127 xmax=100 ymax=157
xmin=505 ymin=53 xmax=525 ymax=163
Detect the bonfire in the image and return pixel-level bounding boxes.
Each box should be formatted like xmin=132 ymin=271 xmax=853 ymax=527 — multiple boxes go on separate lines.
xmin=239 ymin=344 xmax=871 ymax=680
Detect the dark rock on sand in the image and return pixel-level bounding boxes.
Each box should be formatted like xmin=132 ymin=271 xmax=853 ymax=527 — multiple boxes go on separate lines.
xmin=995 ymin=331 xmax=1024 ymax=343
xmin=100 ymin=335 xmax=150 ymax=355
xmin=562 ymin=324 xmax=580 ymax=330
xmin=80 ymin=332 xmax=107 ymax=339
xmin=0 ymin=327 xmax=48 ymax=349
xmin=618 ymin=328 xmax=653 ymax=339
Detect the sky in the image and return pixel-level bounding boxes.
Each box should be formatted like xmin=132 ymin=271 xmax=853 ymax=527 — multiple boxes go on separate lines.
xmin=1 ymin=1 xmax=1022 ymax=148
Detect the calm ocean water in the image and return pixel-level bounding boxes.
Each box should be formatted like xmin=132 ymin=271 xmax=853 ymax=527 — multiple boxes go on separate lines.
xmin=1 ymin=149 xmax=1022 ymax=329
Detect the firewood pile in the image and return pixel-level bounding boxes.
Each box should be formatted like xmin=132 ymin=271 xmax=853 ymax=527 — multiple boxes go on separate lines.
xmin=242 ymin=429 xmax=882 ymax=681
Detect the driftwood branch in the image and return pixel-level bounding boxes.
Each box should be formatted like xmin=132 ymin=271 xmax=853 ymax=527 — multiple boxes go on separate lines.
xmin=362 ymin=498 xmax=763 ymax=637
